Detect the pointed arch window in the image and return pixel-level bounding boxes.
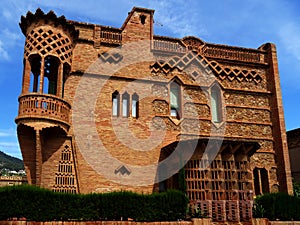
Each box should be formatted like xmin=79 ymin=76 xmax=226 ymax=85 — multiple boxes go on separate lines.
xmin=122 ymin=92 xmax=130 ymax=117
xmin=170 ymin=80 xmax=181 ymax=119
xmin=132 ymin=93 xmax=139 ymax=118
xmin=211 ymin=85 xmax=222 ymax=123
xmin=112 ymin=91 xmax=120 ymax=116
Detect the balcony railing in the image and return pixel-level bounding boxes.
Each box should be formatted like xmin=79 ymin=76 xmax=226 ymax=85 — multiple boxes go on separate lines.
xmin=17 ymin=94 xmax=71 ymax=126
xmin=152 ymin=36 xmax=266 ymax=64
xmin=100 ymin=29 xmax=122 ymax=45
xmin=202 ymin=45 xmax=265 ymax=63
xmin=152 ymin=36 xmax=186 ymax=53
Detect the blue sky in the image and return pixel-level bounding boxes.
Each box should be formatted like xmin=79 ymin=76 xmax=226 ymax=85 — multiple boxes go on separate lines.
xmin=0 ymin=0 xmax=300 ymax=159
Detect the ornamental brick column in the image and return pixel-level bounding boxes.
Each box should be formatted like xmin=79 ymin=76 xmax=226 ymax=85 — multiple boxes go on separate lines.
xmin=22 ymin=59 xmax=31 ymax=94
xmin=266 ymin=43 xmax=293 ymax=194
xmin=39 ymin=57 xmax=45 ymax=94
xmin=57 ymin=62 xmax=63 ymax=97
xmin=35 ymin=129 xmax=42 ymax=186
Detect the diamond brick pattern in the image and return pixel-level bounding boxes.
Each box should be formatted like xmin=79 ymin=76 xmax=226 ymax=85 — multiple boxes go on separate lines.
xmin=25 ymin=27 xmax=73 ymax=63
xmin=151 ymin=53 xmax=262 ymax=84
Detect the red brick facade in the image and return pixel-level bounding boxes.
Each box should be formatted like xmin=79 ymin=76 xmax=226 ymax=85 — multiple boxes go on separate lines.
xmin=16 ymin=7 xmax=292 ymax=222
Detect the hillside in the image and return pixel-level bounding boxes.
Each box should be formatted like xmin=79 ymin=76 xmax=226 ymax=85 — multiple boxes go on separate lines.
xmin=0 ymin=151 xmax=24 ymax=171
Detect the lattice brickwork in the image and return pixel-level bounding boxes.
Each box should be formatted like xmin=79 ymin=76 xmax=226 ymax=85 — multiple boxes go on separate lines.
xmin=25 ymin=26 xmax=73 ymax=63
xmin=186 ymin=157 xmax=253 ymax=222
xmin=53 ymin=145 xmax=77 ymax=193
xmin=151 ymin=52 xmax=213 ymax=78
xmin=150 ymin=53 xmax=263 ymax=84
xmin=209 ymin=61 xmax=262 ymax=84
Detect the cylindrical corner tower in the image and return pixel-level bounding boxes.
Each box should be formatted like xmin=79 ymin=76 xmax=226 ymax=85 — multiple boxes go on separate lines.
xmin=16 ymin=9 xmax=79 ymax=193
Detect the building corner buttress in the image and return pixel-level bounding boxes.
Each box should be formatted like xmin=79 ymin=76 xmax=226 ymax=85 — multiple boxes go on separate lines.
xmin=262 ymin=43 xmax=293 ymax=194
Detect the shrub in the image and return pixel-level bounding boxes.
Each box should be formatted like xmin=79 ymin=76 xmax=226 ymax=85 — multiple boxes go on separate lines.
xmin=254 ymin=192 xmax=300 ymax=220
xmin=293 ymin=181 xmax=300 ymax=198
xmin=0 ymin=185 xmax=188 ymax=222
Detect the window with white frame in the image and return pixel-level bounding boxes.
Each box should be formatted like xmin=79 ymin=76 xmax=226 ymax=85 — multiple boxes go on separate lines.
xmin=211 ymin=85 xmax=222 ymax=123
xmin=112 ymin=91 xmax=120 ymax=116
xmin=122 ymin=92 xmax=130 ymax=117
xmin=170 ymin=80 xmax=181 ymax=119
xmin=132 ymin=93 xmax=139 ymax=118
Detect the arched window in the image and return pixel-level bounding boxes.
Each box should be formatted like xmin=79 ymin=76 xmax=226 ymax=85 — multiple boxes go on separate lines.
xmin=211 ymin=85 xmax=222 ymax=123
xmin=43 ymin=56 xmax=59 ymax=95
xmin=122 ymin=92 xmax=130 ymax=117
xmin=29 ymin=54 xmax=41 ymax=93
xmin=253 ymin=168 xmax=269 ymax=195
xmin=112 ymin=91 xmax=120 ymax=116
xmin=132 ymin=93 xmax=139 ymax=118
xmin=170 ymin=80 xmax=181 ymax=119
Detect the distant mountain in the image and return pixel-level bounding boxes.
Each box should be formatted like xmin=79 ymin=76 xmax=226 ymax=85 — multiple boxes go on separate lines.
xmin=0 ymin=151 xmax=24 ymax=171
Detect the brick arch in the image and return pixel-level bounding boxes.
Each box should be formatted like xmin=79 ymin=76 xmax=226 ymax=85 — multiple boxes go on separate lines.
xmin=40 ymin=126 xmax=67 ymax=163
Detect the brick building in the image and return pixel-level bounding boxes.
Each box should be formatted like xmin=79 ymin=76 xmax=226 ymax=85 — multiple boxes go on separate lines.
xmin=0 ymin=176 xmax=27 ymax=187
xmin=16 ymin=7 xmax=292 ymax=222
xmin=287 ymin=128 xmax=300 ymax=183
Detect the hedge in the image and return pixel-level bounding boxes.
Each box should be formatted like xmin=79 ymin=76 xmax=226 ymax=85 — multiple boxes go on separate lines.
xmin=0 ymin=185 xmax=188 ymax=221
xmin=254 ymin=192 xmax=300 ymax=220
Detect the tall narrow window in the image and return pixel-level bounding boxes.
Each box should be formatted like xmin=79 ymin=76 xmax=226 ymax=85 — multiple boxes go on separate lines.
xmin=211 ymin=85 xmax=222 ymax=123
xmin=112 ymin=91 xmax=120 ymax=116
xmin=132 ymin=93 xmax=139 ymax=118
xmin=29 ymin=54 xmax=41 ymax=93
xmin=253 ymin=168 xmax=269 ymax=195
xmin=122 ymin=92 xmax=130 ymax=117
xmin=260 ymin=168 xmax=270 ymax=194
xmin=44 ymin=56 xmax=59 ymax=95
xmin=170 ymin=80 xmax=181 ymax=119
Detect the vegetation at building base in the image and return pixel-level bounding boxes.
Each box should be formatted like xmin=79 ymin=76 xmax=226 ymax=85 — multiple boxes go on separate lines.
xmin=253 ymin=192 xmax=300 ymax=220
xmin=0 ymin=185 xmax=188 ymax=222
xmin=293 ymin=181 xmax=300 ymax=198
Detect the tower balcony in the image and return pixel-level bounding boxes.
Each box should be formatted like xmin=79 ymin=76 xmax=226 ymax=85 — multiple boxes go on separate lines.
xmin=15 ymin=93 xmax=71 ymax=130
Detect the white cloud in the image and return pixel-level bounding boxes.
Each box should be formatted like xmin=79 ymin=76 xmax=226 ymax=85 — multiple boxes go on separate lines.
xmin=0 ymin=128 xmax=16 ymax=137
xmin=0 ymin=142 xmax=19 ymax=148
xmin=0 ymin=132 xmax=13 ymax=137
xmin=0 ymin=40 xmax=9 ymax=61
xmin=279 ymin=23 xmax=300 ymax=62
xmin=2 ymin=9 xmax=13 ymax=20
xmin=144 ymin=0 xmax=208 ymax=38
